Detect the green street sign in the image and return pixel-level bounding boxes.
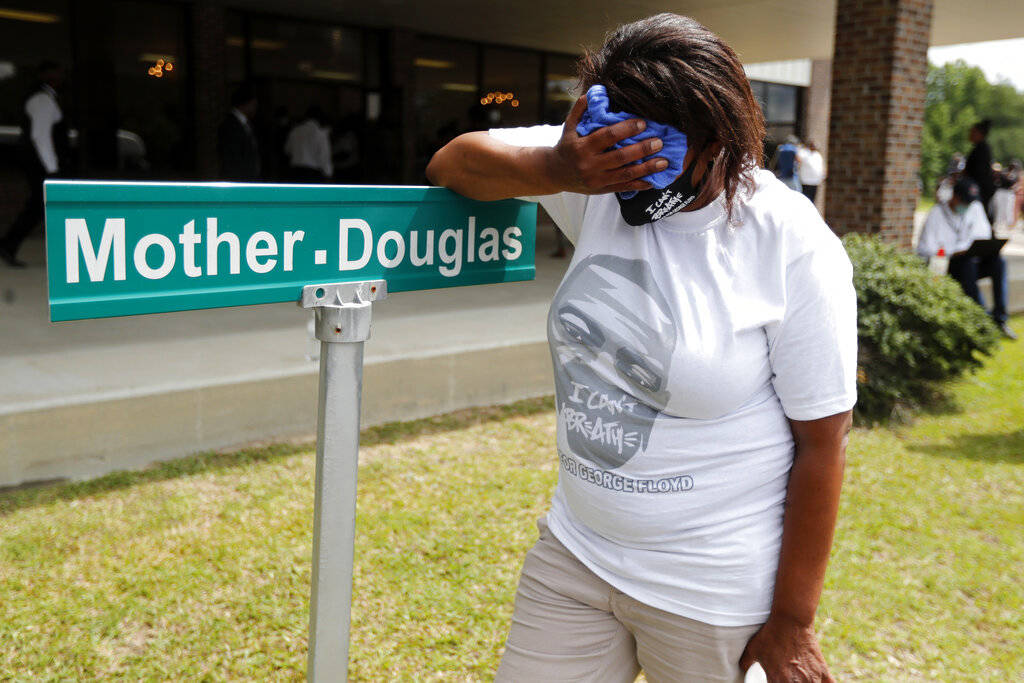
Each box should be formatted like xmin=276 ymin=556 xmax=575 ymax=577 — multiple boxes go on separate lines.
xmin=44 ymin=181 xmax=537 ymax=322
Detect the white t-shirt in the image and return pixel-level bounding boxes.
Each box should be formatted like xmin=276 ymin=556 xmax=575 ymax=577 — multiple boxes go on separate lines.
xmin=797 ymin=148 xmax=825 ymax=185
xmin=285 ymin=118 xmax=334 ymax=177
xmin=490 ymin=125 xmax=858 ymax=627
xmin=916 ymin=200 xmax=991 ymax=258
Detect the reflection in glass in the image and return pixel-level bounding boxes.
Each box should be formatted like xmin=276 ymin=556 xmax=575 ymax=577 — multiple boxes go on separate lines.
xmin=482 ymin=47 xmax=539 ymax=129
xmin=0 ymin=0 xmax=71 ymax=130
xmin=111 ymin=0 xmax=189 ymax=175
xmin=413 ymin=37 xmax=479 ymax=179
xmin=544 ymin=54 xmax=578 ymax=124
xmin=765 ymin=82 xmax=798 ymax=124
xmin=250 ymin=19 xmax=362 ymax=85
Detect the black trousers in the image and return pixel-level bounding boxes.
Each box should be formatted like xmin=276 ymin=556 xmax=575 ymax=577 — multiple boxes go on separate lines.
xmin=1 ymin=166 xmax=48 ymax=257
xmin=801 ymin=184 xmax=819 ymax=203
xmin=948 ymin=252 xmax=1009 ymax=323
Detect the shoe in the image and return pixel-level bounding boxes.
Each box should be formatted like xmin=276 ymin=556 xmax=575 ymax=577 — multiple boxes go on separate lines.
xmin=997 ymin=321 xmax=1018 ymax=341
xmin=0 ymin=245 xmax=26 ymax=268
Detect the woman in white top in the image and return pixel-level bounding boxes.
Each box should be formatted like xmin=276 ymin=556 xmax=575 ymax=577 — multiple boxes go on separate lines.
xmin=797 ymin=141 xmax=825 ymax=206
xmin=428 ymin=14 xmax=856 ymax=682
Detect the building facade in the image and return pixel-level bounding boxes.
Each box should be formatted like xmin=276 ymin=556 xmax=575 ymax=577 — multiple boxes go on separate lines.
xmin=0 ymin=0 xmax=809 ymax=229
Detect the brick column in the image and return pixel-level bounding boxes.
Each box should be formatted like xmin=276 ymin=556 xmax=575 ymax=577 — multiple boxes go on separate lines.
xmin=804 ymin=58 xmax=832 ymax=213
xmin=825 ymin=0 xmax=933 ymax=248
xmin=192 ymin=1 xmax=227 ymax=179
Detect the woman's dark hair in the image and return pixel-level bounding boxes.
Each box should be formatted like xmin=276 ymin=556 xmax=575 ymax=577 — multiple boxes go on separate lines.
xmin=576 ymin=14 xmax=766 ymax=220
xmin=972 ymin=119 xmax=992 ymax=136
xmin=952 ymin=177 xmax=979 ymax=204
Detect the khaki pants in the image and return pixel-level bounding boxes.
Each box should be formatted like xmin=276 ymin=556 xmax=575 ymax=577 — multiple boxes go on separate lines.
xmin=496 ymin=518 xmax=762 ymax=682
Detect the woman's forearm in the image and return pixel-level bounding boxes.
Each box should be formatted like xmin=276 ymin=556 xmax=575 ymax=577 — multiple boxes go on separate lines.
xmin=426 ymin=98 xmax=665 ymax=201
xmin=425 ymin=132 xmax=564 ymax=201
xmin=769 ymin=412 xmax=851 ymax=627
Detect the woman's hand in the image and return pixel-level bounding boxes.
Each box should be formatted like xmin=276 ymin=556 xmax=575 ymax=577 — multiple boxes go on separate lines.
xmin=739 ymin=614 xmax=834 ymax=682
xmin=546 ymin=95 xmax=667 ymax=195
xmin=739 ymin=412 xmax=849 ymax=682
xmin=425 ymin=95 xmax=666 ymax=201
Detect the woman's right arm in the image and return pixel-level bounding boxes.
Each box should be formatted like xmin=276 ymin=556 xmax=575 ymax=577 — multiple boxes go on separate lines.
xmin=425 ymin=96 xmax=667 ymax=201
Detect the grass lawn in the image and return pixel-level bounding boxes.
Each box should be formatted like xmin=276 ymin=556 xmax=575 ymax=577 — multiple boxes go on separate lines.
xmin=1 ymin=320 xmax=1021 ymax=681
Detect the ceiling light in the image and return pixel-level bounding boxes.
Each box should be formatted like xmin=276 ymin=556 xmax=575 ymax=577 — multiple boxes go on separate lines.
xmin=139 ymin=53 xmax=176 ymax=64
xmin=0 ymin=8 xmax=59 ymax=23
xmin=415 ymin=58 xmax=454 ymax=69
xmin=251 ymin=38 xmax=286 ymax=50
xmin=311 ymin=70 xmax=357 ymax=81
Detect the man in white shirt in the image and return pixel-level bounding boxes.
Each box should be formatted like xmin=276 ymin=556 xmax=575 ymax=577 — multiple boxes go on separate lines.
xmin=1 ymin=62 xmax=66 ymax=268
xmin=918 ymin=177 xmax=1015 ymax=339
xmin=284 ymin=106 xmax=333 ymax=182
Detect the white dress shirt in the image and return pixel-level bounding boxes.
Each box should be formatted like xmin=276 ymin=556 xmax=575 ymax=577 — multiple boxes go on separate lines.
xmin=284 ymin=118 xmax=333 ymax=178
xmin=25 ymin=84 xmax=62 ymax=174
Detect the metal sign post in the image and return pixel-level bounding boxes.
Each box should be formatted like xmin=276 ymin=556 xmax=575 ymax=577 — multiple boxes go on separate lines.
xmin=301 ymin=280 xmax=386 ymax=681
xmin=43 ymin=181 xmax=537 ymax=682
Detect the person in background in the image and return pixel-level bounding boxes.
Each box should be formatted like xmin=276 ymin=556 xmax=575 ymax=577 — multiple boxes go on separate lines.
xmin=797 ymin=140 xmax=825 ymax=206
xmin=917 ymin=177 xmax=1015 ymax=340
xmin=770 ymin=134 xmax=801 ymax=193
xmin=218 ymin=86 xmax=261 ymax=181
xmin=1009 ymin=159 xmax=1024 ymax=224
xmin=991 ymin=161 xmax=1020 ymax=236
xmin=332 ymin=113 xmax=362 ymax=184
xmin=0 ymin=61 xmax=68 ymax=268
xmin=964 ymin=119 xmax=996 ymax=221
xmin=270 ymin=106 xmax=292 ymax=181
xmin=935 ymin=152 xmax=967 ymax=205
xmin=284 ymin=105 xmax=333 ymax=183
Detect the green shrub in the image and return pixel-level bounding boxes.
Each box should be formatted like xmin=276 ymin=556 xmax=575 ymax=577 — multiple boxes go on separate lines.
xmin=842 ymin=233 xmax=1000 ymax=423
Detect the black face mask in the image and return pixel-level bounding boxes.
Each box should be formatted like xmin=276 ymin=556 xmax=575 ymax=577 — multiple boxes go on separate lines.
xmin=615 ymin=160 xmax=702 ymax=226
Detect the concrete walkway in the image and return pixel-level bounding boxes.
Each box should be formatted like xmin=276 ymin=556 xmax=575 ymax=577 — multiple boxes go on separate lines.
xmin=2 ymin=215 xmax=1023 ymax=488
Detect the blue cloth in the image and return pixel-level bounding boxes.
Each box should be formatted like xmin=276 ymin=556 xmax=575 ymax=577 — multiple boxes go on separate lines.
xmin=575 ymin=84 xmax=688 ymax=199
xmin=775 ymin=143 xmax=798 ymax=179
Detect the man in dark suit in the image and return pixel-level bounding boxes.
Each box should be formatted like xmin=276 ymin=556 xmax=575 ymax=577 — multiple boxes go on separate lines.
xmin=218 ymin=86 xmax=261 ymax=181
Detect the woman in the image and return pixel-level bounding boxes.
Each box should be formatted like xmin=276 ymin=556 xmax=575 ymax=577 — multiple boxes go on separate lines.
xmin=427 ymin=14 xmax=856 ymax=682
xmin=797 ymin=141 xmax=825 ymax=206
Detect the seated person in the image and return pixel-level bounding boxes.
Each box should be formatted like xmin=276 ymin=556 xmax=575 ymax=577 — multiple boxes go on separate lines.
xmin=918 ymin=178 xmax=1015 ymax=339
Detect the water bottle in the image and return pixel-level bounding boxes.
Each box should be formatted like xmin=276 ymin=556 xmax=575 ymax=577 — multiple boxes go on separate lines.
xmin=744 ymin=662 xmax=768 ymax=683
xmin=929 ymin=246 xmax=948 ymax=276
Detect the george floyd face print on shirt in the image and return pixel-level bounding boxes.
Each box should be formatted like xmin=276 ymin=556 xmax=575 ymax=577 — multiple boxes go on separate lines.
xmin=549 ymin=254 xmax=678 ymax=473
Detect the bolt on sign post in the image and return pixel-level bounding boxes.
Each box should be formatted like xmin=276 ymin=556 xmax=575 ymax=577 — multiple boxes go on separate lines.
xmin=44 ymin=181 xmax=537 ymax=681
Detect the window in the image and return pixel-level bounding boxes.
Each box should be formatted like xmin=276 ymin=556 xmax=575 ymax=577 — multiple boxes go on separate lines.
xmin=481 ymin=47 xmax=539 ymax=128
xmin=0 ymin=1 xmax=72 ymax=137
xmin=225 ymin=11 xmax=247 ymax=85
xmin=413 ymin=37 xmax=479 ymax=177
xmin=544 ymin=54 xmax=578 ymax=124
xmin=111 ymin=0 xmax=190 ymax=176
xmin=750 ymin=79 xmax=804 ymax=150
xmin=764 ymin=83 xmax=798 ymax=124
xmin=243 ymin=18 xmax=367 ymax=181
xmin=249 ymin=19 xmax=363 ymax=87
